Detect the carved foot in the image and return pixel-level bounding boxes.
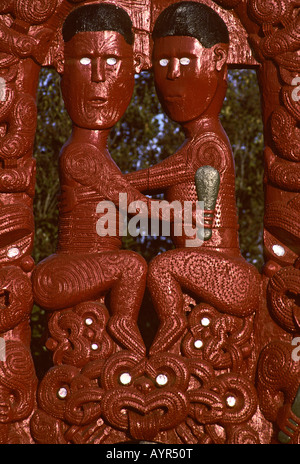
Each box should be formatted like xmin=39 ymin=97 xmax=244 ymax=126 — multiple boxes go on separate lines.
xmin=278 ymin=386 xmax=300 ymax=443
xmin=149 ymin=314 xmax=187 ymax=355
xmin=107 ymin=315 xmax=146 ymax=357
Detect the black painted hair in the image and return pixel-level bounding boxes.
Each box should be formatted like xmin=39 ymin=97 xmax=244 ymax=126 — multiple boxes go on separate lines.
xmin=62 ymin=3 xmax=134 ymax=45
xmin=152 ymin=1 xmax=229 ymax=48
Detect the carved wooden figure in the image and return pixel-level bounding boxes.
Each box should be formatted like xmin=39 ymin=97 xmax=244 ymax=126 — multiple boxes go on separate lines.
xmin=0 ymin=0 xmax=298 ymax=445
xmin=126 ymin=2 xmax=261 ymax=358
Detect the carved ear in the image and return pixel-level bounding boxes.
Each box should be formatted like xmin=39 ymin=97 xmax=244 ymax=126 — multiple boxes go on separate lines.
xmin=134 ymin=53 xmax=144 ymax=74
xmin=56 ymin=58 xmax=64 ymax=75
xmin=213 ymin=45 xmax=228 ymax=72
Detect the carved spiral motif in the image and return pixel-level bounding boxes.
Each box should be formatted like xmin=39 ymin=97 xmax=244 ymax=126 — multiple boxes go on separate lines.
xmin=216 ymin=373 xmax=258 ymax=425
xmin=248 ymin=0 xmax=287 ymax=25
xmin=228 ymin=425 xmax=260 ymax=444
xmin=0 ymin=159 xmax=35 ymax=193
xmin=0 ymin=265 xmax=33 ymax=333
xmin=0 ymin=341 xmax=36 ymax=423
xmin=191 ymin=132 xmax=227 ymax=173
xmin=15 ymin=0 xmax=58 ymax=24
xmin=47 ymin=301 xmax=114 ymax=367
xmin=257 ymin=341 xmax=300 ymax=427
xmin=267 ymin=148 xmax=300 ymax=191
xmin=267 ymin=265 xmax=300 ymax=332
xmin=0 ymin=94 xmax=37 ymax=163
xmin=188 ymin=372 xmax=257 ymax=426
xmin=37 ymin=364 xmax=103 ymax=425
xmin=13 ymin=35 xmax=37 ymax=58
xmin=257 ymin=342 xmax=291 ymax=388
xmin=13 ymin=94 xmax=37 ymax=133
xmin=270 ymin=107 xmax=300 ymax=161
xmin=32 ymin=255 xmax=98 ymax=310
xmin=182 ymin=303 xmax=253 ymax=370
xmin=61 ymin=143 xmax=101 ymax=186
xmin=282 ymin=84 xmax=300 ymax=122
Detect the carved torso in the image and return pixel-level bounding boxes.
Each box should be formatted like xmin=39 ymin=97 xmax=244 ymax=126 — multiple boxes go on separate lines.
xmin=166 ymin=131 xmax=240 ymax=249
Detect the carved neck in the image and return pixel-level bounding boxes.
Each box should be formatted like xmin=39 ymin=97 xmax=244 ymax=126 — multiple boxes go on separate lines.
xmin=70 ymin=125 xmax=111 ymax=150
xmin=181 ymin=76 xmax=227 ymax=139
xmin=182 ymin=115 xmax=223 ymax=139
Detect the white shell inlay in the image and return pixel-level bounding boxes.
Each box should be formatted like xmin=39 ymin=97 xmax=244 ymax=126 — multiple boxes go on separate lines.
xmin=272 ymin=244 xmax=285 ymax=257
xmin=226 ymin=395 xmax=236 ymax=408
xmin=57 ymin=387 xmax=68 ymax=399
xmin=119 ymin=373 xmax=132 ymax=385
xmin=194 ymin=339 xmax=203 ymax=349
xmin=201 ymin=317 xmax=210 ymax=327
xmin=156 ymin=374 xmax=168 ymax=386
xmin=7 ymin=247 xmax=20 ymax=258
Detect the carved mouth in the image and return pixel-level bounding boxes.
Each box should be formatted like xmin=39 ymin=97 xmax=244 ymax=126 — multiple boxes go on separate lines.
xmin=88 ymin=97 xmax=108 ymax=107
xmin=164 ymin=95 xmax=182 ymax=102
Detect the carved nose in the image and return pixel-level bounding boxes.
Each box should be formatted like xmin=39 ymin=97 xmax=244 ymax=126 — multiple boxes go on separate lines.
xmin=91 ymin=59 xmax=105 ymax=82
xmin=135 ymin=376 xmax=155 ymax=393
xmin=167 ymin=58 xmax=180 ymax=80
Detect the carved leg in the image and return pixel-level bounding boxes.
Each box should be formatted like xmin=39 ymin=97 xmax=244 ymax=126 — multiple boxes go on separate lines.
xmin=148 ymin=249 xmax=260 ymax=354
xmin=107 ymin=251 xmax=147 ymax=356
xmin=32 ymin=250 xmax=147 ymax=355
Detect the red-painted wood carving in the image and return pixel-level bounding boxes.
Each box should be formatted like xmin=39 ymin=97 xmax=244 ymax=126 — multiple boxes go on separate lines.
xmin=0 ymin=0 xmax=299 ymax=445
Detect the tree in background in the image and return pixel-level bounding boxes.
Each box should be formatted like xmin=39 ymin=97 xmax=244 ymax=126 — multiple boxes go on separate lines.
xmin=31 ymin=67 xmax=264 ymax=376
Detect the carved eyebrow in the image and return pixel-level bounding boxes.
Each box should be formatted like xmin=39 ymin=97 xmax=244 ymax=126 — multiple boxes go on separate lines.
xmin=69 ymin=33 xmax=123 ymax=54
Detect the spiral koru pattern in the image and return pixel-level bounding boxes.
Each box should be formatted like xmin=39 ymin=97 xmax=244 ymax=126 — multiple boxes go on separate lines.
xmin=248 ymin=0 xmax=287 ymax=25
xmin=15 ymin=0 xmax=58 ymax=24
xmin=61 ymin=143 xmax=103 ymax=187
xmin=267 ymin=265 xmax=300 ymax=332
xmin=47 ymin=301 xmax=115 ymax=367
xmin=0 ymin=265 xmax=33 ymax=333
xmin=182 ymin=303 xmax=253 ymax=370
xmin=270 ymin=107 xmax=300 ymax=162
xmin=36 ymin=364 xmax=103 ymax=426
xmin=257 ymin=341 xmax=300 ymax=426
xmin=227 ymin=424 xmax=260 ymax=444
xmin=0 ymin=341 xmax=37 ymax=423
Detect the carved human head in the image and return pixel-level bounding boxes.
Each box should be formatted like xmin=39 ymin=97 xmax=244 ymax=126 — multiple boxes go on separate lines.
xmin=152 ymin=1 xmax=229 ymax=123
xmin=61 ymin=3 xmax=141 ymax=130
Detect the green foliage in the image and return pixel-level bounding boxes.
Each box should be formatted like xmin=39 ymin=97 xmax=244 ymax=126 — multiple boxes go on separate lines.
xmin=31 ymin=66 xmax=264 ymax=374
xmin=221 ymin=69 xmax=264 ymax=268
xmin=33 ymin=69 xmax=71 ymax=264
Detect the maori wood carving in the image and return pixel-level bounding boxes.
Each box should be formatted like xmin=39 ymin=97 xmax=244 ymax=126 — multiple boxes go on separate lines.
xmin=0 ymin=0 xmax=299 ymax=445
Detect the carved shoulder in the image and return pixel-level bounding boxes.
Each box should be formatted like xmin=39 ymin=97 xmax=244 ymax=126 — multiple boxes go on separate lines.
xmin=59 ymin=142 xmax=108 ymax=187
xmin=189 ymin=132 xmax=233 ymax=174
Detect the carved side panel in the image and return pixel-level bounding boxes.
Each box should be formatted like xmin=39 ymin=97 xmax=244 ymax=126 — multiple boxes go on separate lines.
xmin=224 ymin=0 xmax=300 ymax=444
xmin=0 ymin=0 xmax=61 ymax=444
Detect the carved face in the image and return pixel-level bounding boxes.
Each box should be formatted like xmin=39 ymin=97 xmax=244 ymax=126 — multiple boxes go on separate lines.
xmin=152 ymin=36 xmax=227 ymax=124
xmin=61 ymin=31 xmax=135 ymax=130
